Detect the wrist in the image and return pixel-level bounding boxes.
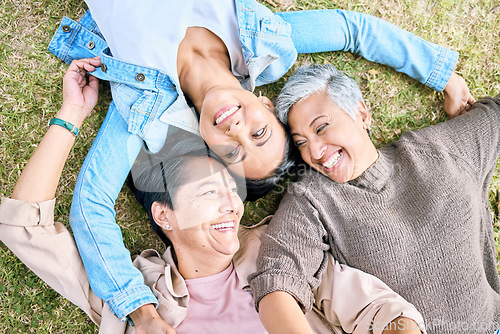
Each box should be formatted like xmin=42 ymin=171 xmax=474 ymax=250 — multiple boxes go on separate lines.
xmin=129 ymin=304 xmax=159 ymax=326
xmin=48 ymin=118 xmax=79 ymax=137
xmin=56 ymin=103 xmax=87 ymax=129
xmin=443 ymin=72 xmax=459 ymax=96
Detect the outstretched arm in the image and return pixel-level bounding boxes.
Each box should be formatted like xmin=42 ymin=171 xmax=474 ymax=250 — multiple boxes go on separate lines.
xmin=277 ymin=9 xmax=474 ymax=117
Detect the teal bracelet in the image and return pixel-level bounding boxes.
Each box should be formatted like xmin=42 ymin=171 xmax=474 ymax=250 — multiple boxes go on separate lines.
xmin=48 ymin=118 xmax=79 ymax=137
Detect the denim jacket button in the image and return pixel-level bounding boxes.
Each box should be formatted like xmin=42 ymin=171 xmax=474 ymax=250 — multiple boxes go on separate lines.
xmin=135 ymin=73 xmax=145 ymax=82
xmin=87 ymin=41 xmax=95 ymax=50
xmin=62 ymin=25 xmax=71 ymax=33
xmin=101 ymin=63 xmax=107 ymax=72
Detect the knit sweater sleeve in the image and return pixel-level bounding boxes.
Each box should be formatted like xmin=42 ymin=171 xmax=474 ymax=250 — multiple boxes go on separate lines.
xmin=405 ymin=95 xmax=500 ymax=179
xmin=248 ymin=187 xmax=330 ymax=312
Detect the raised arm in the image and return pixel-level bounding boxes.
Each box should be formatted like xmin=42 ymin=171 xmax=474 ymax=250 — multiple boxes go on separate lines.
xmin=0 ymin=57 xmax=108 ymax=327
xmin=4 ymin=56 xmax=176 ymax=334
xmin=276 ymin=9 xmax=474 ymax=117
xmin=11 ymin=57 xmax=100 ymax=201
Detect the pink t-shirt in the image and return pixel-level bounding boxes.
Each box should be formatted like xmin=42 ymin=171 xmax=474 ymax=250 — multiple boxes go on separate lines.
xmin=176 ymin=263 xmax=267 ymax=334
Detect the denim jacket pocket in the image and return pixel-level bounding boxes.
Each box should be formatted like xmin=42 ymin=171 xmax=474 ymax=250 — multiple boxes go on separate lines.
xmin=259 ymin=16 xmax=292 ymax=37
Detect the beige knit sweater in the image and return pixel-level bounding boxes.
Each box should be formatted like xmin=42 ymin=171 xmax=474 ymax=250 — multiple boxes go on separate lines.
xmin=250 ymin=96 xmax=500 ymax=334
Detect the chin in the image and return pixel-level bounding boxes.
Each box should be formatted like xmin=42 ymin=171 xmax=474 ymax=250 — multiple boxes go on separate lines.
xmin=218 ymin=240 xmax=240 ymax=257
xmin=323 ymin=170 xmax=352 ymax=183
xmin=330 ymin=176 xmax=350 ymax=183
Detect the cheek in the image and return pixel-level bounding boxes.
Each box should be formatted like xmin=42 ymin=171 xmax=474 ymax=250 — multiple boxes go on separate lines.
xmin=200 ymin=126 xmax=231 ymax=147
xmin=236 ymin=200 xmax=244 ymax=215
xmin=299 ymin=148 xmax=312 ymax=163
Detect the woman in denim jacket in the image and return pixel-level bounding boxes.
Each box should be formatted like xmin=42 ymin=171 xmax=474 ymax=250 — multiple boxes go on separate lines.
xmin=47 ymin=0 xmax=474 ymax=330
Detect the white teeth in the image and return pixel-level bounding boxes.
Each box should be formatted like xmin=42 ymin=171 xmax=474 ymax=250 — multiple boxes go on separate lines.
xmin=215 ymin=106 xmax=239 ymax=125
xmin=323 ymin=151 xmax=342 ymax=169
xmin=211 ymin=221 xmax=235 ymax=231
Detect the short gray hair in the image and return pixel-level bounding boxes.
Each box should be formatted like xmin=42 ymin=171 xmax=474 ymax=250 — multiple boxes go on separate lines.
xmin=275 ymin=64 xmax=364 ymax=125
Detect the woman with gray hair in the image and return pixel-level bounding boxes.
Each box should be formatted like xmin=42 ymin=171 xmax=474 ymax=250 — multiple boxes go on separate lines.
xmin=250 ymin=64 xmax=500 ymax=334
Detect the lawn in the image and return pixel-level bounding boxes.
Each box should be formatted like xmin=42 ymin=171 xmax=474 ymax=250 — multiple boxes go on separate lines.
xmin=0 ymin=0 xmax=499 ymax=332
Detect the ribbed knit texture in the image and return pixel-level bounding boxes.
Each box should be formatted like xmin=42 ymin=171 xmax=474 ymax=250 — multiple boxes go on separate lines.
xmin=250 ymin=96 xmax=500 ymax=334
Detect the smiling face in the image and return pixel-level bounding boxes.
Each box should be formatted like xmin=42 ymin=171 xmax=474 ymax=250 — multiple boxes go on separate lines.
xmin=198 ymin=87 xmax=286 ymax=179
xmin=288 ymin=92 xmax=378 ymax=183
xmin=164 ymin=157 xmax=244 ymax=263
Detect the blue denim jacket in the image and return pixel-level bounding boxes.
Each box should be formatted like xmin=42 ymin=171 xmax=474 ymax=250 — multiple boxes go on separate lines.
xmin=48 ymin=0 xmax=458 ymax=321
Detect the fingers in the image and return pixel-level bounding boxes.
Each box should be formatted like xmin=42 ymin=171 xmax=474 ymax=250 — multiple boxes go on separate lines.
xmin=87 ymin=74 xmax=100 ymax=92
xmin=465 ymin=94 xmax=476 ymax=112
xmin=66 ymin=57 xmax=101 ymax=90
xmin=460 ymin=93 xmax=476 ymax=114
xmin=67 ymin=57 xmax=101 ymax=77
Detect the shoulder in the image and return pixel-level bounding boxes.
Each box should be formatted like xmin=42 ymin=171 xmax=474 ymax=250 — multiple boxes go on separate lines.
xmin=286 ymin=167 xmax=330 ymax=196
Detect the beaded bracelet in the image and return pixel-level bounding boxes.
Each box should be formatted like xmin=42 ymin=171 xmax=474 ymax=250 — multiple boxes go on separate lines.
xmin=48 ymin=118 xmax=79 ymax=137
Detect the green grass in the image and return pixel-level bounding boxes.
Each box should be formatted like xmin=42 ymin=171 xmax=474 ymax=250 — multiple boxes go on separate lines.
xmin=1 ymin=0 xmax=499 ymax=332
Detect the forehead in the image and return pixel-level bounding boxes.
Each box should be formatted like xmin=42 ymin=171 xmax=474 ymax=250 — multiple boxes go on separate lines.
xmin=181 ymin=157 xmax=234 ymax=189
xmin=289 ymin=94 xmax=341 ymax=126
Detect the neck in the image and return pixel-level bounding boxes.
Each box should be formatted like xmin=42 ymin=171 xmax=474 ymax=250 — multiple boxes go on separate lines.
xmin=175 ymin=248 xmax=233 ymax=279
xmin=351 ymin=141 xmax=379 ymax=180
xmin=177 ymin=27 xmax=242 ymax=113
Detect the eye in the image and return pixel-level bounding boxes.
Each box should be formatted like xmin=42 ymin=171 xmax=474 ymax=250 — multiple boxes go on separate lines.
xmin=316 ymin=123 xmax=328 ymax=134
xmin=224 ymin=146 xmax=239 ymax=159
xmin=201 ymin=189 xmax=218 ymax=197
xmin=252 ymin=125 xmax=267 ymax=139
xmin=295 ymin=140 xmax=306 ymax=148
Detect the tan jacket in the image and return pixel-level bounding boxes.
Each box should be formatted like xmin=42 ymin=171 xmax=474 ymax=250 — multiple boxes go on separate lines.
xmin=0 ymin=197 xmax=426 ymax=333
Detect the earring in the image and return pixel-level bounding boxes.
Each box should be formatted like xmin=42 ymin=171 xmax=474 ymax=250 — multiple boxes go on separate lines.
xmin=164 ymin=224 xmax=171 ymax=230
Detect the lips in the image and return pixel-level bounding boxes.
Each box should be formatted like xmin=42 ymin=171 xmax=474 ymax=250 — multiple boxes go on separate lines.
xmin=322 ymin=150 xmax=343 ymax=170
xmin=214 ymin=105 xmax=240 ymax=126
xmin=210 ymin=220 xmax=236 ymax=232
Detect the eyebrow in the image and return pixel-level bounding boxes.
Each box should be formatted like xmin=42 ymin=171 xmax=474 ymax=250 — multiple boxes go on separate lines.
xmin=198 ymin=177 xmax=236 ymax=188
xmin=291 ymin=115 xmax=327 ymax=137
xmin=198 ymin=180 xmax=220 ymax=188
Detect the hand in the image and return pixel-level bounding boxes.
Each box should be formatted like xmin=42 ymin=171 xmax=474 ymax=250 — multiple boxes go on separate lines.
xmin=129 ymin=304 xmax=177 ymax=334
xmin=59 ymin=57 xmax=101 ymax=127
xmin=443 ymin=72 xmax=476 ymax=119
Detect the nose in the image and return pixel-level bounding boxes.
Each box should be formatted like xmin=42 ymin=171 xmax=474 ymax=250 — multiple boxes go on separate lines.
xmin=309 ymin=138 xmax=326 ymax=161
xmin=226 ymin=119 xmax=242 ymax=135
xmin=225 ymin=119 xmax=252 ymax=148
xmin=219 ymin=189 xmax=238 ymax=215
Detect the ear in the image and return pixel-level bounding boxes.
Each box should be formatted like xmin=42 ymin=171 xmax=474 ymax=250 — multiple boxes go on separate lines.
xmin=259 ymin=95 xmax=275 ymax=113
xmin=357 ymin=101 xmax=371 ymax=129
xmin=151 ymin=201 xmax=173 ymax=230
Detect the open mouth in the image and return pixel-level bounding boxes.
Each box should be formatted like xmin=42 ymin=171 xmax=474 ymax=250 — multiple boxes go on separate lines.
xmin=214 ymin=106 xmax=240 ymax=126
xmin=211 ymin=220 xmax=236 ymax=232
xmin=322 ymin=150 xmax=343 ymax=170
